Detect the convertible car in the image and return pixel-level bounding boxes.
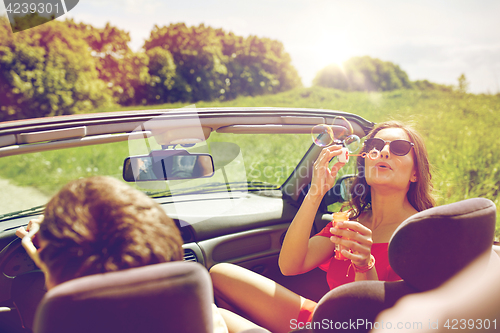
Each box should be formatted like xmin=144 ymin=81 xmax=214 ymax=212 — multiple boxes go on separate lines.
xmin=0 ymin=107 xmax=373 ymax=332
xmin=0 ymin=107 xmax=497 ymax=333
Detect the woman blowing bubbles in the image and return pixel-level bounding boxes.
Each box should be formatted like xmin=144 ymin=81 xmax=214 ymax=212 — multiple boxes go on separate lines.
xmin=210 ymin=121 xmax=435 ymax=333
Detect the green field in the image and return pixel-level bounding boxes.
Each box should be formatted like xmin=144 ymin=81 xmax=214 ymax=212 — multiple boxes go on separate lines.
xmin=1 ymin=86 xmax=499 ymax=238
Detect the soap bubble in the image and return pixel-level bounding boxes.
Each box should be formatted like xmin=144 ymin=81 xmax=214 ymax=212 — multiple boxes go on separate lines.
xmin=332 ymin=116 xmax=354 ymax=140
xmin=311 ymin=124 xmax=334 ymax=147
xmin=311 ymin=116 xmax=359 ymax=150
xmin=344 ymin=135 xmax=361 ymax=153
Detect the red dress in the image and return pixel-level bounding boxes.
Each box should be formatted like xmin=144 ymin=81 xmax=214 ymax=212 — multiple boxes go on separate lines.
xmin=297 ymin=221 xmax=402 ymax=323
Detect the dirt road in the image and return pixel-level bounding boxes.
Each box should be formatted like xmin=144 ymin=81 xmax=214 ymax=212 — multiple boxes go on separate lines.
xmin=0 ymin=178 xmax=49 ymax=215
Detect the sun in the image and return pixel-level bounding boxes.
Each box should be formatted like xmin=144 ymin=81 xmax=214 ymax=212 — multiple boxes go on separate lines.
xmin=313 ymin=32 xmax=352 ymax=69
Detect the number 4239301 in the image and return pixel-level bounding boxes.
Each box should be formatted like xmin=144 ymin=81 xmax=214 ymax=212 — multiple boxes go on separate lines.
xmin=6 ymin=2 xmax=61 ymax=15
xmin=444 ymin=319 xmax=496 ymax=330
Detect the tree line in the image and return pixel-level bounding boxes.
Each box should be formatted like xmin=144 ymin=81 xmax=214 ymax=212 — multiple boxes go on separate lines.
xmin=313 ymin=56 xmax=454 ymax=92
xmin=0 ymin=16 xmax=301 ymax=121
xmin=1 ymin=15 xmax=460 ymax=122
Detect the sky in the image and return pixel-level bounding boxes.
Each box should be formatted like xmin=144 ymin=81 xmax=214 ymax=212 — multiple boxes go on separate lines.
xmin=2 ymin=0 xmax=500 ymax=93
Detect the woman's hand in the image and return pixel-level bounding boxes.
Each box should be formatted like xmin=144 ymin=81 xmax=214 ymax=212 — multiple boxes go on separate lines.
xmin=329 ymin=221 xmax=373 ymax=267
xmin=309 ymin=145 xmax=345 ymax=200
xmin=15 ymin=215 xmax=43 ymax=239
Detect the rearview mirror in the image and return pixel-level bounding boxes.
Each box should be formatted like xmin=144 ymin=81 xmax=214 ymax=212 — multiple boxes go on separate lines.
xmin=123 ymin=150 xmax=215 ymax=182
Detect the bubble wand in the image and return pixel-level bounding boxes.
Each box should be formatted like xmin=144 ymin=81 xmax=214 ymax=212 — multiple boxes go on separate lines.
xmin=311 ymin=116 xmax=382 ymax=163
xmin=337 ymin=148 xmax=381 ymax=163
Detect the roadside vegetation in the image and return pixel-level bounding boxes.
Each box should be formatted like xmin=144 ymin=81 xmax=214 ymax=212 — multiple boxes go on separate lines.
xmin=0 ymin=17 xmax=300 ymax=121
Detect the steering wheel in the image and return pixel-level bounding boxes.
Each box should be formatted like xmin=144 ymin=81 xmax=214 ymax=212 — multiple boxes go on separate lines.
xmin=0 ymin=237 xmax=37 ymax=279
xmin=0 ymin=237 xmax=46 ymax=330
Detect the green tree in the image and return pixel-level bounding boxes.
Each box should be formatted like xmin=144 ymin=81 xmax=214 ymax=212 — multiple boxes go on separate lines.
xmin=313 ymin=56 xmax=412 ymax=92
xmin=137 ymin=46 xmax=177 ymax=104
xmin=144 ymin=23 xmax=228 ymax=103
xmin=457 ymin=73 xmax=469 ymax=94
xmin=312 ymin=64 xmax=348 ymax=90
xmin=0 ymin=17 xmax=113 ymax=121
xmin=143 ymin=23 xmax=301 ymax=103
xmin=65 ymin=20 xmax=150 ymax=105
xmin=222 ymin=34 xmax=301 ymax=99
xmin=9 ymin=12 xmax=52 ymax=33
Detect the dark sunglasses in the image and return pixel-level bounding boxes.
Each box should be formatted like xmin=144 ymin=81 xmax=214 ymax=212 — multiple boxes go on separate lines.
xmin=364 ymin=138 xmax=414 ymax=156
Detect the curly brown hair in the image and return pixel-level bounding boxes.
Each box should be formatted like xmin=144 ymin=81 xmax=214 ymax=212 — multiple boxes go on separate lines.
xmin=349 ymin=121 xmax=435 ymax=219
xmin=39 ymin=176 xmax=183 ymax=286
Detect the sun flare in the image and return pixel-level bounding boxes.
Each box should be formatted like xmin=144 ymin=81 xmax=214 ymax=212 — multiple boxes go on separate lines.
xmin=313 ymin=32 xmax=352 ymax=68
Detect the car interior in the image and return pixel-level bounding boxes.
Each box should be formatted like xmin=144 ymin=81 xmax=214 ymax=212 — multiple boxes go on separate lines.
xmin=0 ymin=107 xmax=497 ymax=332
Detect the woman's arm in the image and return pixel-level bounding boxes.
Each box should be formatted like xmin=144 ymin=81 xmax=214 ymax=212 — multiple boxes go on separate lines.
xmin=279 ymin=194 xmax=336 ymax=275
xmin=279 ymin=146 xmax=344 ymax=276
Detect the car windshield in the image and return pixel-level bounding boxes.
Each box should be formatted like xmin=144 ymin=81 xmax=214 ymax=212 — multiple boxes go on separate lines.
xmin=0 ymin=131 xmax=312 ymax=219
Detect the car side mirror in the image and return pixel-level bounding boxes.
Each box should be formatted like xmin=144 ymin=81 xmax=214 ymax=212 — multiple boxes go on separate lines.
xmin=123 ymin=150 xmax=215 ymax=182
xmin=338 ymin=175 xmax=356 ymax=202
xmin=322 ymin=175 xmax=357 ymax=206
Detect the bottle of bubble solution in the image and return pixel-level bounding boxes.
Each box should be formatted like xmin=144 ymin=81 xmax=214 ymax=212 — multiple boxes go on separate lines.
xmin=332 ymin=211 xmax=350 ymax=260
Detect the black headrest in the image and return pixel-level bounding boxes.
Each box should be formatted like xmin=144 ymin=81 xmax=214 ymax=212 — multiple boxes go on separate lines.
xmin=389 ymin=198 xmax=496 ymax=291
xmin=33 ymin=261 xmax=214 ymax=333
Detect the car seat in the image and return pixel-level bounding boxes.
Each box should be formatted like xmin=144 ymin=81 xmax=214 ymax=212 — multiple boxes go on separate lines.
xmin=33 ymin=261 xmax=216 ymax=333
xmin=292 ymin=197 xmax=496 ymax=332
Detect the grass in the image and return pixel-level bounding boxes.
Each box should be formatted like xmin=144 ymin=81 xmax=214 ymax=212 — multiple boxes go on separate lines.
xmin=0 ymin=142 xmax=129 ymax=197
xmin=1 ymin=86 xmax=499 ymax=238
